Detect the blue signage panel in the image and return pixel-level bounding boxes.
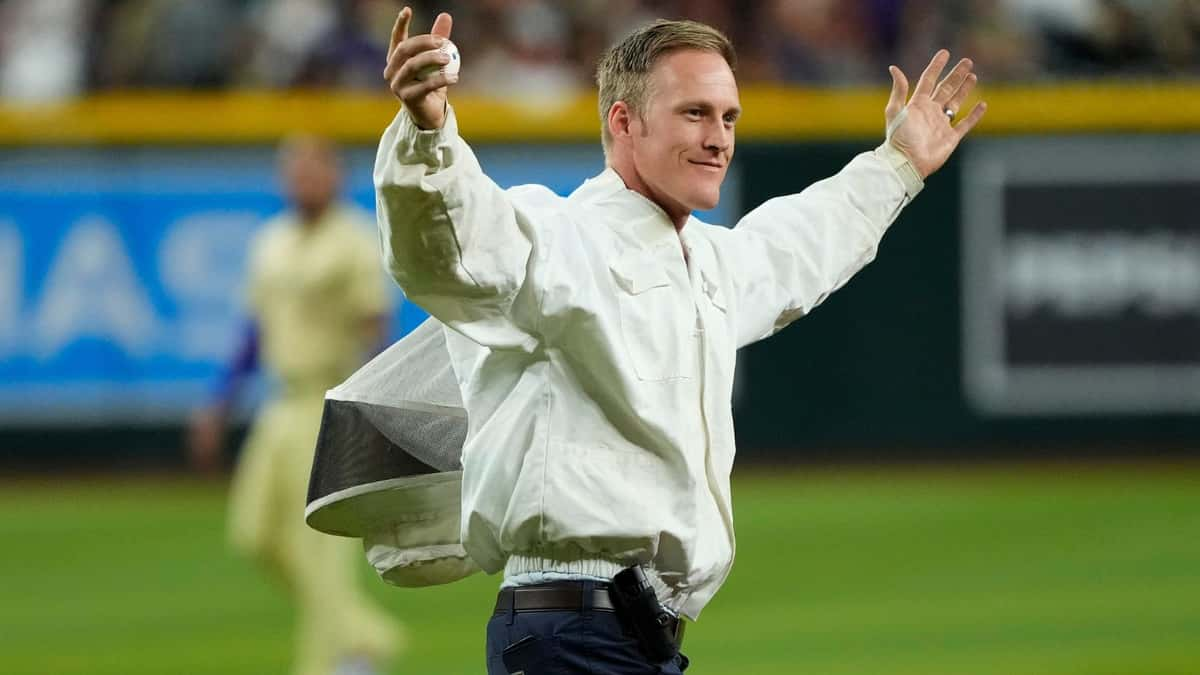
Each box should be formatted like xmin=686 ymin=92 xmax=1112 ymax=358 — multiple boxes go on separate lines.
xmin=0 ymin=145 xmax=739 ymax=425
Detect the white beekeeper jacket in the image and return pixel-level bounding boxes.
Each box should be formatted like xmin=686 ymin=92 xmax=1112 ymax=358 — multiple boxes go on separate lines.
xmin=361 ymin=105 xmax=922 ymax=620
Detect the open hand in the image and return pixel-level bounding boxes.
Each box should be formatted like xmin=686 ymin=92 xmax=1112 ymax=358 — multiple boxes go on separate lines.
xmin=384 ymin=7 xmax=456 ymax=130
xmin=884 ymin=50 xmax=987 ymax=179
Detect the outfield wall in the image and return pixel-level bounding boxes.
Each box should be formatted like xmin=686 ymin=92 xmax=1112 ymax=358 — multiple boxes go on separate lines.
xmin=2 ymin=85 xmax=1197 ymax=460
xmin=734 ymin=136 xmax=1200 ymax=452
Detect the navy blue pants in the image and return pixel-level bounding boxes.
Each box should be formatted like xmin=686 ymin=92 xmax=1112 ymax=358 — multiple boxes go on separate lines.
xmin=485 ymin=582 xmax=690 ymax=674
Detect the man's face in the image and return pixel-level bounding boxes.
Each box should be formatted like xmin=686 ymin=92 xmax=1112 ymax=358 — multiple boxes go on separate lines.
xmin=628 ymin=49 xmax=740 ymax=218
xmin=282 ymin=144 xmax=340 ymax=216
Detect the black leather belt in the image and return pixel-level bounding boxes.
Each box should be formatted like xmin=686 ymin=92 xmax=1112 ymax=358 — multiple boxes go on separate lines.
xmin=494 ymin=583 xmax=616 ymax=614
xmin=493 ymin=582 xmax=685 ymax=648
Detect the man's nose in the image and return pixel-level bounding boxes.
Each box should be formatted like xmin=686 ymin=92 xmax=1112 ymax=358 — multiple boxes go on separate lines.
xmin=704 ymin=122 xmax=732 ymax=153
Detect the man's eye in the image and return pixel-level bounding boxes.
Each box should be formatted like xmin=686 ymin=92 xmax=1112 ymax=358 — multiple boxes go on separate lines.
xmin=685 ymin=109 xmax=702 ymax=118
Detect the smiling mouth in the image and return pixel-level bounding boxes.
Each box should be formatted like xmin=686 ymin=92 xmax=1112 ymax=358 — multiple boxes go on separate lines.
xmin=688 ymin=160 xmax=724 ymax=169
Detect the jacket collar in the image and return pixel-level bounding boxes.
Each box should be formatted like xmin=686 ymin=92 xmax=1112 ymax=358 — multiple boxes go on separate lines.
xmin=570 ymin=168 xmax=692 ymax=253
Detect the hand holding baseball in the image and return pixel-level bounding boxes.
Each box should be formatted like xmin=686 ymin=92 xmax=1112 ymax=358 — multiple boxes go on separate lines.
xmin=384 ymin=7 xmax=458 ymax=130
xmin=884 ymin=50 xmax=987 ymax=179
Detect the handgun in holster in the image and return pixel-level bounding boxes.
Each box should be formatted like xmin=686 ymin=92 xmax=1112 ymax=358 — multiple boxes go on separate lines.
xmin=610 ymin=566 xmax=684 ymax=663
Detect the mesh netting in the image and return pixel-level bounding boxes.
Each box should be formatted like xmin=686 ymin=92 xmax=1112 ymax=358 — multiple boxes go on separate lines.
xmin=305 ymin=318 xmax=467 ymax=536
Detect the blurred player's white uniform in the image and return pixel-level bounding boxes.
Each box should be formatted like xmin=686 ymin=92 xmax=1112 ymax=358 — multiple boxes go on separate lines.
xmin=228 ymin=203 xmax=400 ymax=675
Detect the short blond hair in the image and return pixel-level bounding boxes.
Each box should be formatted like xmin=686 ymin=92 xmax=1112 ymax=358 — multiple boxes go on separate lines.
xmin=596 ymin=19 xmax=737 ymax=154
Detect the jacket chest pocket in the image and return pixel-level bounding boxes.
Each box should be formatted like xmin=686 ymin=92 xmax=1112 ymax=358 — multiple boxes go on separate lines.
xmin=610 ymin=256 xmax=692 ymax=382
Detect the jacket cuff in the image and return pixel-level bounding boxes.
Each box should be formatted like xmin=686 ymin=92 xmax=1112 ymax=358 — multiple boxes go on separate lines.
xmin=874 ymin=142 xmax=924 ymax=198
xmin=398 ymin=103 xmax=456 ymax=158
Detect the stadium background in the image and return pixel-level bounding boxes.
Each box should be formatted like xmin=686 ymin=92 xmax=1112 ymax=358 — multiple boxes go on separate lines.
xmin=1 ymin=1 xmax=1198 ymax=673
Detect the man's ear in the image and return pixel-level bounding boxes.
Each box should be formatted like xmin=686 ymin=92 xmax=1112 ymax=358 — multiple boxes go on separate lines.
xmin=607 ymin=101 xmax=633 ymax=144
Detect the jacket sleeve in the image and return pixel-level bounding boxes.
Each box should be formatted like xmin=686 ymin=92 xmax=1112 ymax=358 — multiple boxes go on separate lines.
xmin=719 ymin=142 xmax=924 ymax=348
xmin=373 ymin=106 xmax=552 ymax=352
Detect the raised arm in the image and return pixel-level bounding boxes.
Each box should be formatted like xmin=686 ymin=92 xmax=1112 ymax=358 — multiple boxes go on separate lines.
xmin=375 ymin=8 xmax=549 ymax=352
xmin=723 ymin=51 xmax=987 ymax=347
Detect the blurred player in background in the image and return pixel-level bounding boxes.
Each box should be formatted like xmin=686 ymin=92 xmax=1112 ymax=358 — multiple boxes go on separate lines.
xmin=189 ymin=135 xmax=402 ymax=675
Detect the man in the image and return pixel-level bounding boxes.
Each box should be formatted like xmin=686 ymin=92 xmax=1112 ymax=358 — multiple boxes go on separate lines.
xmin=375 ymin=7 xmax=985 ymax=674
xmin=189 ymin=136 xmax=402 ymax=675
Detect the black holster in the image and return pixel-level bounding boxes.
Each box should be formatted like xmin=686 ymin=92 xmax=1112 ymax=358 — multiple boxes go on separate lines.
xmin=610 ymin=566 xmax=682 ymax=663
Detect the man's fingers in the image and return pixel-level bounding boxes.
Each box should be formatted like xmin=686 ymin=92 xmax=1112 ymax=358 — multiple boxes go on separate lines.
xmin=394 ymin=48 xmax=452 ymax=86
xmin=912 ymin=49 xmax=950 ymax=99
xmin=384 ymin=34 xmax=445 ymax=79
xmin=932 ymin=58 xmax=972 ymax=104
xmin=383 ymin=10 xmax=451 ymax=84
xmin=388 ymin=6 xmax=411 ymax=58
xmin=398 ymin=72 xmax=456 ymax=101
xmin=954 ymin=101 xmax=988 ymax=138
xmin=392 ymin=35 xmax=446 ymax=61
xmin=885 ymin=65 xmax=909 ymax=118
xmin=431 ymin=12 xmax=452 ymax=39
xmin=944 ymin=73 xmax=977 ymax=116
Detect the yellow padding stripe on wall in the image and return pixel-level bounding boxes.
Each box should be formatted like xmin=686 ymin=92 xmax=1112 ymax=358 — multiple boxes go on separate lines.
xmin=0 ymin=83 xmax=1195 ymax=145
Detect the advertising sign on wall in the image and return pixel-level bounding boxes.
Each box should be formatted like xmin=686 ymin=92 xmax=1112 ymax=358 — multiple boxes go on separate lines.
xmin=962 ymin=137 xmax=1200 ymax=414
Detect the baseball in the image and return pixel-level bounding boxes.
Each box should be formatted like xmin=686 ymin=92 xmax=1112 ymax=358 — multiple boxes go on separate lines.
xmin=416 ymin=40 xmax=460 ymax=81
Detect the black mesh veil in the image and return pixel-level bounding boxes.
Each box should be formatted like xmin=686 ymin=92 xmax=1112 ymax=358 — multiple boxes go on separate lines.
xmin=304 ymin=318 xmax=478 ymax=586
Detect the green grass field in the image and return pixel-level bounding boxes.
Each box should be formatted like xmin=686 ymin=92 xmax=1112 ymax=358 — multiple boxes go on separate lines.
xmin=2 ymin=462 xmax=1198 ymax=674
